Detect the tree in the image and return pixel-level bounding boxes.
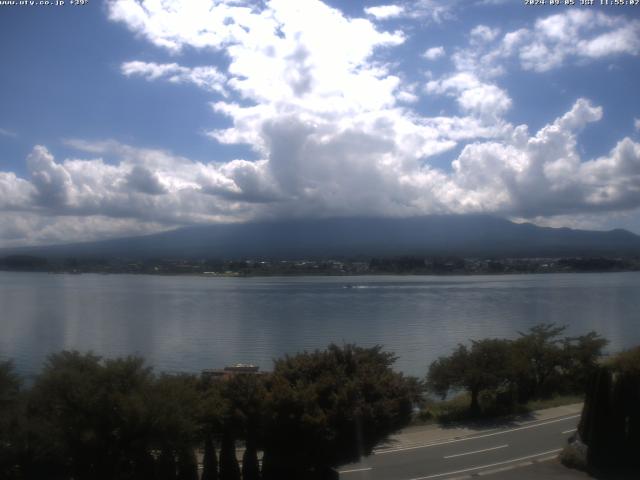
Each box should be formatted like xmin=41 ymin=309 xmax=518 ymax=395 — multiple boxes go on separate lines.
xmin=561 ymin=331 xmax=608 ymax=393
xmin=426 ymin=339 xmax=512 ymax=415
xmin=25 ymin=352 xmax=156 ymax=480
xmin=26 ymin=351 xmax=106 ymax=479
xmin=578 ymin=346 xmax=640 ymax=473
xmin=177 ymin=448 xmax=199 ymax=480
xmin=0 ymin=360 xmax=22 ymax=479
xmin=261 ymin=344 xmax=420 ymax=479
xmin=198 ymin=381 xmax=224 ymax=480
xmin=148 ymin=373 xmax=202 ymax=480
xmin=219 ymin=374 xmax=266 ymax=480
xmin=218 ymin=431 xmax=241 ymax=480
xmin=157 ymin=449 xmax=177 ymax=480
xmin=201 ymin=433 xmax=219 ymax=480
xmin=511 ymin=323 xmax=566 ymax=402
xmin=609 ymin=344 xmax=640 ymax=375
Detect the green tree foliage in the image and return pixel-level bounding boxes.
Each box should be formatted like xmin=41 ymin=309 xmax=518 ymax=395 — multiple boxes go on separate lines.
xmin=176 ymin=448 xmax=199 ymax=480
xmin=16 ymin=352 xmax=203 ymax=480
xmin=511 ymin=323 xmax=567 ymax=401
xmin=27 ymin=351 xmax=110 ymax=479
xmin=201 ymin=433 xmax=219 ymax=480
xmin=218 ymin=431 xmax=241 ymax=480
xmin=219 ymin=374 xmax=266 ymax=480
xmin=561 ymin=332 xmax=609 ymax=393
xmin=197 ymin=379 xmax=225 ymax=480
xmin=0 ymin=360 xmax=22 ymax=479
xmin=609 ymin=345 xmax=640 ymax=374
xmin=157 ymin=449 xmax=177 ymax=480
xmin=511 ymin=324 xmax=607 ymax=402
xmin=241 ymin=442 xmax=260 ymax=480
xmin=148 ymin=373 xmax=201 ymax=454
xmin=427 ymin=339 xmax=512 ymax=414
xmin=427 ymin=325 xmax=608 ymax=415
xmin=578 ymin=346 xmax=640 ymax=472
xmin=261 ymin=344 xmax=420 ymax=479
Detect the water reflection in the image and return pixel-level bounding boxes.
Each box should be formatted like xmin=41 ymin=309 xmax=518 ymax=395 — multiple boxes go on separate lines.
xmin=1 ymin=272 xmax=638 ymax=377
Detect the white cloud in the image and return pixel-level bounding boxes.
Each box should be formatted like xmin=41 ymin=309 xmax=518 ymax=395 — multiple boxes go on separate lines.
xmin=579 ymin=24 xmax=640 ymax=58
xmin=423 ymin=46 xmax=445 ymax=60
xmin=0 ymin=128 xmax=17 ymax=138
xmin=0 ymin=172 xmax=34 ymax=210
xmin=121 ymin=61 xmax=227 ymax=94
xmin=408 ymin=0 xmax=455 ymax=23
xmin=3 ymin=99 xmax=640 ymax=246
xmin=3 ymin=2 xmax=640 ymax=246
xmin=0 ymin=211 xmax=169 ymax=247
xmin=364 ymin=4 xmax=405 ymax=20
xmin=507 ymin=11 xmax=639 ymax=72
xmin=447 ymin=99 xmax=640 ymax=217
xmin=635 ymin=118 xmax=640 ymax=131
xmin=426 ymin=72 xmax=512 ymax=122
xmin=363 ymin=1 xmax=455 ymax=24
xmin=470 ymin=25 xmax=499 ymax=44
xmin=450 ymin=11 xmax=640 ymax=78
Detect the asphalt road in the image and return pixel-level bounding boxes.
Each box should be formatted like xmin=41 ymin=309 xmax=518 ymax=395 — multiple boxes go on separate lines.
xmin=337 ymin=413 xmax=580 ymax=480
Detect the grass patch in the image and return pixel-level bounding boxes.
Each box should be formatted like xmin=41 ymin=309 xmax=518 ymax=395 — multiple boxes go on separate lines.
xmin=414 ymin=393 xmax=583 ymax=426
xmin=523 ymin=394 xmax=583 ymax=412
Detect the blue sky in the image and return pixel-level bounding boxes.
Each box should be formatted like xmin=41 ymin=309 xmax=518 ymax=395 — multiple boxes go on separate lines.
xmin=1 ymin=0 xmax=639 ymax=246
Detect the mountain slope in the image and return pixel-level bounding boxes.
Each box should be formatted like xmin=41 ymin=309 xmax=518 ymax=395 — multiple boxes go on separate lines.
xmin=3 ymin=215 xmax=640 ymax=259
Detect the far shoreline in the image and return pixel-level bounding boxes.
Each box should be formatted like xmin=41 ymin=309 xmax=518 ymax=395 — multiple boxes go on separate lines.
xmin=2 ymin=268 xmax=640 ymax=278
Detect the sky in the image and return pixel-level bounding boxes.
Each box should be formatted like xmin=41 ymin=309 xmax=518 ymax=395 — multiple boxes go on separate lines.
xmin=1 ymin=0 xmax=640 ymax=247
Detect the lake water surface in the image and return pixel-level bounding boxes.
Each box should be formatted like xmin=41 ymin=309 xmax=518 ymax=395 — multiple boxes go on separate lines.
xmin=2 ymin=271 xmax=639 ymax=378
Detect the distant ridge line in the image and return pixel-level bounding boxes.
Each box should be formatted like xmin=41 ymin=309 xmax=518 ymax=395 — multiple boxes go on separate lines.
xmin=2 ymin=215 xmax=640 ymax=260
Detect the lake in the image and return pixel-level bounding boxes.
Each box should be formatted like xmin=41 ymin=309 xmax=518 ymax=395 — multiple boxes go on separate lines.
xmin=1 ymin=271 xmax=639 ymax=378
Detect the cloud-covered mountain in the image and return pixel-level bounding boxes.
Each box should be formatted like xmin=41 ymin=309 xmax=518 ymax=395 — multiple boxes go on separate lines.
xmin=5 ymin=215 xmax=640 ymax=260
xmin=1 ymin=2 xmax=640 ymax=247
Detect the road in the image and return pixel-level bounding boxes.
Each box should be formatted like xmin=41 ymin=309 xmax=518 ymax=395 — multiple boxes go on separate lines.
xmin=337 ymin=413 xmax=580 ymax=480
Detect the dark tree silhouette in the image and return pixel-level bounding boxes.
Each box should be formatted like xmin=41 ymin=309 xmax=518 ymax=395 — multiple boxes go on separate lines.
xmin=242 ymin=440 xmax=261 ymax=480
xmin=561 ymin=331 xmax=608 ymax=393
xmin=427 ymin=339 xmax=511 ymax=415
xmin=220 ymin=373 xmax=266 ymax=480
xmin=261 ymin=344 xmax=420 ymax=478
xmin=157 ymin=449 xmax=177 ymax=480
xmin=0 ymin=360 xmax=21 ymax=479
xmin=201 ymin=433 xmax=219 ymax=480
xmin=511 ymin=323 xmax=566 ymax=401
xmin=579 ymin=346 xmax=640 ymax=473
xmin=177 ymin=448 xmax=199 ymax=480
xmin=218 ymin=431 xmax=241 ymax=480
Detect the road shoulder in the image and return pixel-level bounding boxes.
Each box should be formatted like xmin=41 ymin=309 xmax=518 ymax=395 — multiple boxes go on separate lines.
xmin=375 ymin=403 xmax=583 ymax=454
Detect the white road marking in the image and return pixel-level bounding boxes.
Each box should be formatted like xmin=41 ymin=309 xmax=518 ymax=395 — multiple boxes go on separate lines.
xmin=410 ymin=448 xmax=563 ymax=480
xmin=339 ymin=467 xmax=372 ymax=474
xmin=562 ymin=428 xmax=577 ymax=434
xmin=376 ymin=414 xmax=579 ymax=455
xmin=443 ymin=444 xmax=508 ymax=459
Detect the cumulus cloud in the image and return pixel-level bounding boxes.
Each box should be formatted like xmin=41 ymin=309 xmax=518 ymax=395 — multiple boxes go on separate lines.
xmin=126 ymin=165 xmax=168 ymax=195
xmin=2 ymin=1 xmax=640 ymax=246
xmin=364 ymin=4 xmax=405 ymax=20
xmin=0 ymin=212 xmax=169 ymax=247
xmin=3 ymin=98 xmax=640 ymax=246
xmin=0 ymin=172 xmax=34 ymax=210
xmin=426 ymin=73 xmax=512 ymax=122
xmin=456 ymin=10 xmax=640 ymax=76
xmin=121 ymin=61 xmax=228 ymax=94
xmin=361 ymin=1 xmax=456 ymax=24
xmin=27 ymin=146 xmax=73 ymax=208
xmin=470 ymin=25 xmax=500 ymax=44
xmin=423 ymin=46 xmax=445 ymax=60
